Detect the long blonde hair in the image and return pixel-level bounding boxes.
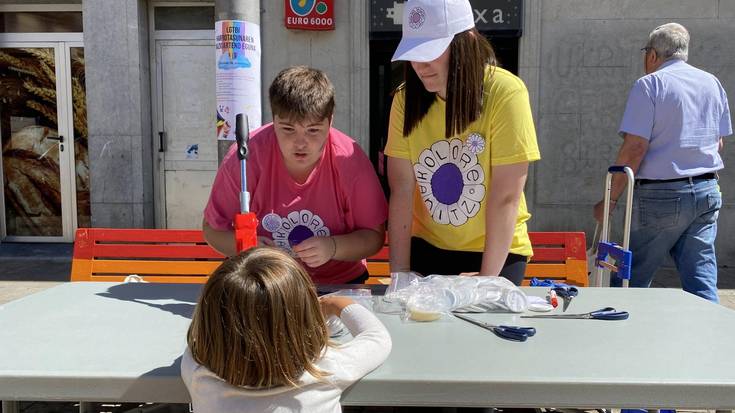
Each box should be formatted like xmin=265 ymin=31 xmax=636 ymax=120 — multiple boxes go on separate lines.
xmin=187 ymin=247 xmax=329 ymax=388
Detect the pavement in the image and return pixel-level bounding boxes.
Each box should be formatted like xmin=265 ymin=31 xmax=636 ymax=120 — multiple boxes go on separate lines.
xmin=1 ymin=242 xmax=734 ymax=413
xmin=0 ymin=242 xmax=72 ymax=305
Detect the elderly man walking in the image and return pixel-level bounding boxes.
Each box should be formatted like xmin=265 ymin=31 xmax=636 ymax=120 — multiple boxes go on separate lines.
xmin=593 ymin=22 xmax=732 ymax=303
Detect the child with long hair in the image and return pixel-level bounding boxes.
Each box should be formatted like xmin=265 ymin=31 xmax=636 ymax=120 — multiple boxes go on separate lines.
xmin=181 ymin=246 xmax=392 ymax=412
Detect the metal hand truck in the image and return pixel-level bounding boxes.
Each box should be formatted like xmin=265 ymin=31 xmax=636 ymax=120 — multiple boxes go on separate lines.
xmin=593 ymin=166 xmax=635 ymax=288
xmin=594 ymin=167 xmax=673 ymax=413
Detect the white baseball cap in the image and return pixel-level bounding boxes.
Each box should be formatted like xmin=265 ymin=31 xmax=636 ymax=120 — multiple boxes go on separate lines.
xmin=391 ymin=0 xmax=475 ymax=62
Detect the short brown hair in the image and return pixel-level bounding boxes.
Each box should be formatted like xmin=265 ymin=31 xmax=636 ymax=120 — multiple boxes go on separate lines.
xmin=187 ymin=247 xmax=329 ymax=388
xmin=403 ymin=28 xmax=496 ymax=138
xmin=269 ymin=66 xmax=335 ymax=122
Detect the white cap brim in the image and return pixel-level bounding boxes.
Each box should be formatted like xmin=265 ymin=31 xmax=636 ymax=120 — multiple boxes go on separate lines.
xmin=391 ymin=36 xmax=453 ymax=62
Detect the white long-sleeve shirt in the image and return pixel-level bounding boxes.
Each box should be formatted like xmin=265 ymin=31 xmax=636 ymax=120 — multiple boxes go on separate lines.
xmin=181 ymin=304 xmax=392 ymax=412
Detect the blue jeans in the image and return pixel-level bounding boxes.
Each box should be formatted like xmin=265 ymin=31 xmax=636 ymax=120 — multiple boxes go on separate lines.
xmin=610 ymin=178 xmax=722 ymax=303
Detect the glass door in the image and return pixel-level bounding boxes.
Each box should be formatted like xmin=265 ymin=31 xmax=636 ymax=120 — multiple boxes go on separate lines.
xmin=0 ymin=42 xmax=86 ymax=241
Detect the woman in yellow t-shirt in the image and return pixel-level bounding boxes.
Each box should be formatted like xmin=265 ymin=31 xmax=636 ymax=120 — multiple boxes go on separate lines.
xmin=384 ymin=0 xmax=540 ymax=285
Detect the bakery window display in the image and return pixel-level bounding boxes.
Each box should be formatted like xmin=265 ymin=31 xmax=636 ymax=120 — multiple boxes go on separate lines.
xmin=0 ymin=47 xmax=89 ymax=237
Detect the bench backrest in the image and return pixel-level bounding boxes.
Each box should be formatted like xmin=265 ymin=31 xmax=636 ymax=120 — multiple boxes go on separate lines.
xmin=524 ymin=231 xmax=587 ymax=286
xmin=71 ymin=228 xmax=225 ymax=283
xmin=365 ymin=232 xmax=588 ymax=286
xmin=72 ymin=228 xmax=587 ymax=286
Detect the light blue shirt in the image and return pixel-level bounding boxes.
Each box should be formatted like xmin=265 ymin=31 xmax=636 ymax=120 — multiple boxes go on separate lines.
xmin=619 ymin=59 xmax=732 ymax=179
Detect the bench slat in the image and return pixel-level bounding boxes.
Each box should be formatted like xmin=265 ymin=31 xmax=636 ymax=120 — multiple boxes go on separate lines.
xmin=91 ymin=259 xmax=221 ymax=276
xmin=80 ymin=274 xmax=218 ymax=284
xmin=529 ymin=247 xmax=568 ymax=262
xmin=85 ymin=228 xmax=208 ymax=243
xmin=367 ymin=262 xmax=390 ymax=277
xmin=89 ymin=244 xmax=224 ymax=259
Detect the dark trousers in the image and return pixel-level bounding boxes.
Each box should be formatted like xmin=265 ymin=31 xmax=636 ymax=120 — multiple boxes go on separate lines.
xmin=347 ymin=270 xmax=370 ymax=284
xmin=410 ymin=237 xmax=527 ymax=286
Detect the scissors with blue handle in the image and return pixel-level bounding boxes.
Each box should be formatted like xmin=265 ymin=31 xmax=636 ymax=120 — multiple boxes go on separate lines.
xmin=552 ymin=286 xmax=579 ymax=312
xmin=452 ymin=312 xmax=537 ymax=342
xmin=521 ymin=307 xmax=629 ymax=320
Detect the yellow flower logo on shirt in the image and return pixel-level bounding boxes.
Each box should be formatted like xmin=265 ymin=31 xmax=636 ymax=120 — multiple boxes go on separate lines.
xmin=414 ymin=137 xmax=486 ymax=226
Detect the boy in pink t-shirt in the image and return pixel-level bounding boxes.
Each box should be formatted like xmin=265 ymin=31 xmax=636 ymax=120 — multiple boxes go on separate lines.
xmin=203 ymin=66 xmax=387 ymax=284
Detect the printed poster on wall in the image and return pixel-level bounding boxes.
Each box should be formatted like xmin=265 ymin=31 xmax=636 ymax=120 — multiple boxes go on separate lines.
xmin=215 ymin=20 xmax=261 ymax=141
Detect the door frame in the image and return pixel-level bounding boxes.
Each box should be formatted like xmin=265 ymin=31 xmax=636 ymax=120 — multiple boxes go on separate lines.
xmin=149 ymin=2 xmax=213 ymax=228
xmin=0 ymin=36 xmax=83 ymax=242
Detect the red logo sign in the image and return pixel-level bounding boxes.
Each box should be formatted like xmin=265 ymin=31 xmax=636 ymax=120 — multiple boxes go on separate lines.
xmin=284 ymin=0 xmax=334 ymax=31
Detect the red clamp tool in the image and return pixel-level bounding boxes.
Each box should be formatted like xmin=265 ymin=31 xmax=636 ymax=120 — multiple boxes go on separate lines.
xmin=233 ymin=113 xmax=258 ymax=252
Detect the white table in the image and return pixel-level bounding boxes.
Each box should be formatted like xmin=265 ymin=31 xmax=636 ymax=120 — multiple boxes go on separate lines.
xmin=1 ymin=282 xmax=734 ymax=409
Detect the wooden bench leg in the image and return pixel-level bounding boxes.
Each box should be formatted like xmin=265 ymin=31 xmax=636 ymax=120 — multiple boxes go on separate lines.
xmin=2 ymin=401 xmax=19 ymax=413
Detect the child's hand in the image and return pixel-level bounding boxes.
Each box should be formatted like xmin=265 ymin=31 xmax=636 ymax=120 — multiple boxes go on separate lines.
xmin=292 ymin=236 xmax=336 ymax=268
xmin=319 ymin=295 xmax=355 ymax=318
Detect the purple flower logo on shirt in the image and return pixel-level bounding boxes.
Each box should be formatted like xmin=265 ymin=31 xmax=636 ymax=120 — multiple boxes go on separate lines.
xmin=408 ymin=7 xmax=426 ymax=30
xmin=288 ymin=225 xmax=314 ymax=247
xmin=414 ymin=138 xmax=486 ymax=226
xmin=465 ymin=133 xmax=486 ymax=155
xmin=269 ymin=210 xmax=330 ymax=254
xmin=261 ymin=212 xmax=282 ymax=233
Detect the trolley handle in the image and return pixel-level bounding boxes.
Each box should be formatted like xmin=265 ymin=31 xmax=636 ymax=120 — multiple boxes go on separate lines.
xmin=595 ymin=165 xmax=635 ymax=288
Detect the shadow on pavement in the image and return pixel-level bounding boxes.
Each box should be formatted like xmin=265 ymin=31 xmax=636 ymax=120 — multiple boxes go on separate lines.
xmin=0 ymin=243 xmax=73 ymax=282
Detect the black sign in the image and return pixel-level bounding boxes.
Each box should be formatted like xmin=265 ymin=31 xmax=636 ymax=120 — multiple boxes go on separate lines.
xmin=370 ymin=0 xmax=522 ymax=34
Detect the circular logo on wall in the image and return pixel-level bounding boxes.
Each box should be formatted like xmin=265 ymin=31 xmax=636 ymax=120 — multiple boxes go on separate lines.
xmin=290 ymin=0 xmax=316 ymax=16
xmin=408 ymin=7 xmax=426 ymax=30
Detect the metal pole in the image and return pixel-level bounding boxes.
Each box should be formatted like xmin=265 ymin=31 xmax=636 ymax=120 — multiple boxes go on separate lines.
xmin=2 ymin=401 xmax=19 ymax=413
xmin=215 ymin=0 xmax=261 ymax=164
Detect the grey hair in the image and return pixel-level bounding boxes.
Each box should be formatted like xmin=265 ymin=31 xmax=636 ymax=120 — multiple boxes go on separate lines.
xmin=646 ymin=22 xmax=689 ymax=62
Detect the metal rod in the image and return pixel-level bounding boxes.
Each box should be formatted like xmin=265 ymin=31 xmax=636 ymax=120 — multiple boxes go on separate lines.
xmin=79 ymin=401 xmax=92 ymax=413
xmin=594 ymin=172 xmax=614 ymax=287
xmin=620 ymin=167 xmax=635 ymax=288
xmin=2 ymin=401 xmax=20 ymax=413
xmin=598 ymin=261 xmax=618 ymax=272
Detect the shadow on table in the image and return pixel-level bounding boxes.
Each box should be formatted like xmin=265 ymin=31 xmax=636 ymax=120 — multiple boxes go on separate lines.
xmin=92 ymin=282 xmax=386 ymax=320
xmin=96 ymin=282 xmax=201 ymax=319
xmin=117 ymin=355 xmax=192 ymax=413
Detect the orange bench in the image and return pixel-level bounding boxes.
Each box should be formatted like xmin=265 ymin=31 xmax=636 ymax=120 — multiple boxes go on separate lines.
xmin=365 ymin=232 xmax=588 ymax=287
xmin=72 ymin=228 xmax=587 ymax=287
xmin=71 ymin=228 xmax=225 ymax=283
